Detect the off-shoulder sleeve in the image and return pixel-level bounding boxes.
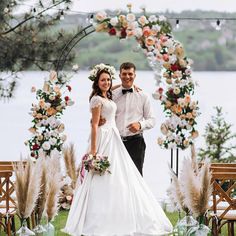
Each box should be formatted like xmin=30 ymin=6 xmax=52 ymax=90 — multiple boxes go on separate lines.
xmin=90 ymin=95 xmax=103 ymax=110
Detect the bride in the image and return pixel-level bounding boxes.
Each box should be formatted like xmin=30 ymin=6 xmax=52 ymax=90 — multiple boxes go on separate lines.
xmin=62 ymin=64 xmax=173 ymax=236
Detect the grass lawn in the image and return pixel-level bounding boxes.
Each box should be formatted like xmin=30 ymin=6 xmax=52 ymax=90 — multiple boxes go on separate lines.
xmin=1 ymin=210 xmax=232 ymax=235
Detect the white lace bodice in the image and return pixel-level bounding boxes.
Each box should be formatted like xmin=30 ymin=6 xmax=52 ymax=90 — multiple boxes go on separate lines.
xmin=90 ymin=95 xmax=117 ymax=127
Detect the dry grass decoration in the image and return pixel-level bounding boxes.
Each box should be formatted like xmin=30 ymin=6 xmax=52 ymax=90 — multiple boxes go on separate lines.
xmin=14 ymin=159 xmax=41 ymax=222
xmin=34 ymin=158 xmax=48 ymax=226
xmin=44 ymin=155 xmax=62 ymax=223
xmin=63 ymin=143 xmax=78 ymax=189
xmin=167 ymin=144 xmax=212 ymax=220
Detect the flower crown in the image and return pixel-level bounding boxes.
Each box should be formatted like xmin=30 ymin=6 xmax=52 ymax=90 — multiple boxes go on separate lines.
xmin=88 ymin=63 xmax=116 ymax=81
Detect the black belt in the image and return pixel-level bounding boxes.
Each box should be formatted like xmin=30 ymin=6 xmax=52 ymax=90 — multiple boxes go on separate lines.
xmin=121 ymin=133 xmax=143 ymax=142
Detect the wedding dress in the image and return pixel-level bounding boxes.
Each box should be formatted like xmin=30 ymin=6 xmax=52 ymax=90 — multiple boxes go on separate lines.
xmin=62 ymin=95 xmax=173 ymax=236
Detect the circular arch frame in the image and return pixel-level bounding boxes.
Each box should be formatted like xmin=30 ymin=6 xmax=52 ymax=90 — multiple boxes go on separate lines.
xmin=56 ymin=24 xmax=95 ymax=72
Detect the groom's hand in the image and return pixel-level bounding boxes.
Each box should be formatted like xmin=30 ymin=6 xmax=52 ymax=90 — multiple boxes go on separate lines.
xmin=127 ymin=122 xmax=141 ymax=133
xmin=111 ymin=84 xmax=121 ymax=91
xmin=98 ymin=116 xmax=106 ymax=126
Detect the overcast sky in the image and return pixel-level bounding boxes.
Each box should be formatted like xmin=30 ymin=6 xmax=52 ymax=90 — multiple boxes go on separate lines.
xmin=72 ymin=0 xmax=236 ymax=13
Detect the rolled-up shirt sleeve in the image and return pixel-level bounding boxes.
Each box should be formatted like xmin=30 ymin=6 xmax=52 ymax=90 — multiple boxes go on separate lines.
xmin=139 ymin=95 xmax=156 ymax=130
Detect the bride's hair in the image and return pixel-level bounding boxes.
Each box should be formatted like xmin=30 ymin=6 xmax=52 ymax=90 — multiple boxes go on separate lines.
xmin=89 ymin=69 xmax=113 ymax=101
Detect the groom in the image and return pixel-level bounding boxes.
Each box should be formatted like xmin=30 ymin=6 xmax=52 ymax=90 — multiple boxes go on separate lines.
xmin=112 ymin=62 xmax=156 ymax=176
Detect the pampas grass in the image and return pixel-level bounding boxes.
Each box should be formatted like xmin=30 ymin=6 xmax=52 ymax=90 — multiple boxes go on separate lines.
xmin=181 ymin=158 xmax=202 ymax=216
xmin=63 ymin=143 xmax=77 ymax=189
xmin=182 ymin=158 xmax=212 ymax=217
xmin=45 ymin=155 xmax=62 ymax=222
xmin=198 ymin=160 xmax=212 ymax=216
xmin=14 ymin=159 xmax=41 ymax=220
xmin=167 ymin=167 xmax=189 ymax=213
xmin=191 ymin=144 xmax=199 ymax=174
xmin=34 ymin=158 xmax=48 ymax=224
xmin=167 ymin=144 xmax=212 ymax=219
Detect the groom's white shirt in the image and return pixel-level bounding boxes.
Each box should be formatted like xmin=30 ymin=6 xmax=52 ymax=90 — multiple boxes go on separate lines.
xmin=112 ymin=86 xmax=156 ymax=137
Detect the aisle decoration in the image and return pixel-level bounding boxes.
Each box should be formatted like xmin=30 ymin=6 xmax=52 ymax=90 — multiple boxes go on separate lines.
xmin=14 ymin=159 xmax=41 ymax=236
xmin=25 ymin=71 xmax=74 ymax=159
xmin=60 ymin=143 xmax=78 ymax=210
xmin=92 ymin=4 xmax=199 ymax=150
xmin=44 ymin=156 xmax=62 ymax=236
xmin=32 ymin=158 xmax=48 ymax=234
xmin=167 ymin=145 xmax=212 ymax=235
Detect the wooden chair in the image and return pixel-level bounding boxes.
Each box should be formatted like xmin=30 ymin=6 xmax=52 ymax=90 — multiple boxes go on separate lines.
xmin=209 ymin=172 xmax=236 ymax=236
xmin=0 ymin=166 xmax=15 ymax=207
xmin=0 ymin=161 xmax=36 ymax=230
xmin=0 ymin=171 xmax=17 ymax=235
xmin=0 ymin=163 xmax=14 ymax=198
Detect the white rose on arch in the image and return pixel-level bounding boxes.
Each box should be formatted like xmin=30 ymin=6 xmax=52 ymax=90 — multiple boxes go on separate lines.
xmin=42 ymin=141 xmax=51 ymax=151
xmin=110 ymin=17 xmax=119 ymax=26
xmin=126 ymin=13 xmax=136 ymax=22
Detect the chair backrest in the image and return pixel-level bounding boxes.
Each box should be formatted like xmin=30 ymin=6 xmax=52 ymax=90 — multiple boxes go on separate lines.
xmin=0 ymin=162 xmax=18 ymax=209
xmin=211 ymin=172 xmax=236 ymax=219
xmin=0 ymin=161 xmax=15 ymax=166
xmin=210 ymin=166 xmax=236 ymax=173
xmin=0 ymin=165 xmax=14 ymax=171
xmin=0 ymin=171 xmax=14 ymax=214
xmin=211 ymin=163 xmax=236 ymax=167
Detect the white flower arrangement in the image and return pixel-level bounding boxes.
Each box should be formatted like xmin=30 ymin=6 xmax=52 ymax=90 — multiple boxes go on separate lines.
xmin=88 ymin=63 xmax=116 ymax=81
xmin=26 ymin=71 xmax=74 ymax=159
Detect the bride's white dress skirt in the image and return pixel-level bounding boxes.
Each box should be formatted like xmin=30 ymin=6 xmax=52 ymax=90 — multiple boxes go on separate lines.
xmin=62 ymin=96 xmax=173 ymax=236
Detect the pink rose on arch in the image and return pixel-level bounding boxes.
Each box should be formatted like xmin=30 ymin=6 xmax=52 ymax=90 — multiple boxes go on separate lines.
xmin=142 ymin=26 xmax=151 ymax=37
xmin=162 ymin=54 xmax=169 ymax=62
xmin=160 ymin=35 xmax=168 ymax=43
xmin=145 ymin=36 xmax=155 ymax=47
xmin=31 ymin=86 xmax=36 ymax=93
xmin=95 ymin=11 xmax=107 ymax=21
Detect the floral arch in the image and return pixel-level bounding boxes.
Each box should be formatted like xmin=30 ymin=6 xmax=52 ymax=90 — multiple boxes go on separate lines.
xmin=27 ymin=5 xmax=199 ymax=159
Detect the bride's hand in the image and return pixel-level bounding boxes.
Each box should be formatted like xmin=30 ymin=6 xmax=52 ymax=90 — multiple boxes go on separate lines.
xmin=89 ymin=150 xmax=96 ymax=156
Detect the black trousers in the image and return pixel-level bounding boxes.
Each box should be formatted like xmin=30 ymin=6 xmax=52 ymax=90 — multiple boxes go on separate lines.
xmin=123 ymin=136 xmax=146 ymax=176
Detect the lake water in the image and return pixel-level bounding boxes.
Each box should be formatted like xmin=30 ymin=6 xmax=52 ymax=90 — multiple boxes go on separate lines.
xmin=1 ymin=70 xmax=236 ymax=200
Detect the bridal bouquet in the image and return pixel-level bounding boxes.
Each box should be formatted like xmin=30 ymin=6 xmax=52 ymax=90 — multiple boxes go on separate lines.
xmin=82 ymin=154 xmax=111 ymax=176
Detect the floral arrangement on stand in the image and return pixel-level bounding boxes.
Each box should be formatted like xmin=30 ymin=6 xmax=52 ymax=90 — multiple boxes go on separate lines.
xmin=25 ymin=71 xmax=74 ymax=159
xmin=92 ymin=4 xmax=199 ymax=150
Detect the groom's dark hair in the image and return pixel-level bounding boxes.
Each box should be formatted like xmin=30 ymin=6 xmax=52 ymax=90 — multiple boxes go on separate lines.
xmin=120 ymin=62 xmax=136 ymax=72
